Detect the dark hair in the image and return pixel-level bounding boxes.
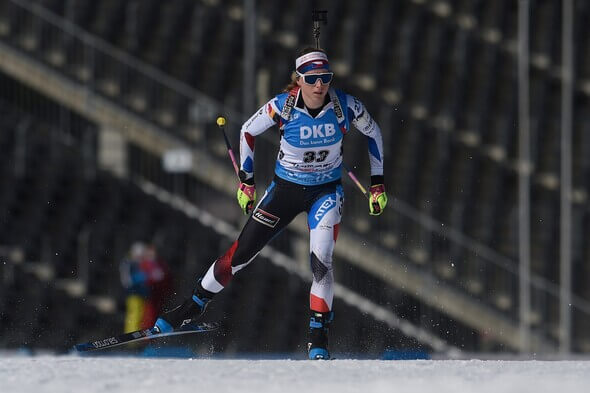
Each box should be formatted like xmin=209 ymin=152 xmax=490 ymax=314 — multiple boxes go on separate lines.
xmin=282 ymin=47 xmax=328 ymax=92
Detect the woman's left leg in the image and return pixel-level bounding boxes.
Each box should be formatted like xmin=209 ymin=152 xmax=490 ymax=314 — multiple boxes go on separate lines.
xmin=308 ymin=184 xmax=343 ymax=312
xmin=306 ymin=184 xmax=343 ymax=359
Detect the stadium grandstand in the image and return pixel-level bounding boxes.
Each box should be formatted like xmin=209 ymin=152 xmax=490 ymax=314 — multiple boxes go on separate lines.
xmin=0 ymin=0 xmax=589 ymax=357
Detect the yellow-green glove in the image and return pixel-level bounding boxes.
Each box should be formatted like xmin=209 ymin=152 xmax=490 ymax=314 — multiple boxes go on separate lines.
xmin=237 ymin=182 xmax=256 ymax=215
xmin=369 ymin=184 xmax=387 ymax=215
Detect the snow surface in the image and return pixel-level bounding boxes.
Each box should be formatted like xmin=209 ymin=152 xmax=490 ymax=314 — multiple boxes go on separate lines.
xmin=1 ymin=356 xmax=590 ymax=393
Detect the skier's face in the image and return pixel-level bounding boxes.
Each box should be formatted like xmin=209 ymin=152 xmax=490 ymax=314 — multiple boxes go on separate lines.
xmin=297 ymin=68 xmax=331 ymax=107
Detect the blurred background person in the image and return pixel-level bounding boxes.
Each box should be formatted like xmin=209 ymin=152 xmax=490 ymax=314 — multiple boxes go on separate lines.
xmin=120 ymin=242 xmax=172 ymax=332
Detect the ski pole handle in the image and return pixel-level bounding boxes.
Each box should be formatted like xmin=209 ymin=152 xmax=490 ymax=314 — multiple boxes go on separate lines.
xmin=342 ymin=164 xmax=384 ymax=213
xmin=217 ymin=116 xmax=240 ymax=177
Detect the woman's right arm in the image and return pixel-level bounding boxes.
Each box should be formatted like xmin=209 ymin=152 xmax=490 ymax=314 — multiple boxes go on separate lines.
xmin=239 ymin=99 xmax=279 ymax=183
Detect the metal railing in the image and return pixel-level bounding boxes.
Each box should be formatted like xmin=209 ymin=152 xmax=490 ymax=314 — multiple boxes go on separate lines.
xmin=1 ymin=0 xmax=241 ymax=141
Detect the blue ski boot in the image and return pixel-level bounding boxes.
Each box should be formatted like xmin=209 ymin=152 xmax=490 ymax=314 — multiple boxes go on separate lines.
xmin=307 ymin=311 xmax=334 ymax=360
xmin=154 ymin=280 xmax=214 ymax=333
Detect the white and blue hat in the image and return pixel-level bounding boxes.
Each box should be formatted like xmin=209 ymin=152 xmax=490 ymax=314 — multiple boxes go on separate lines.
xmin=295 ymin=51 xmax=330 ymax=73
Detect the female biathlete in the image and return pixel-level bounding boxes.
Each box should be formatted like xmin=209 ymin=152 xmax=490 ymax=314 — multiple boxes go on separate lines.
xmin=154 ymin=47 xmax=388 ymax=360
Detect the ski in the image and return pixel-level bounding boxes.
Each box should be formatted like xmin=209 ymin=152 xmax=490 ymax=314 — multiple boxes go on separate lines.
xmin=74 ymin=321 xmax=220 ymax=352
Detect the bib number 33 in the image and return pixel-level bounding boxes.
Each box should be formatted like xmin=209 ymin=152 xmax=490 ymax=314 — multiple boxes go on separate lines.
xmin=303 ymin=150 xmax=329 ymax=163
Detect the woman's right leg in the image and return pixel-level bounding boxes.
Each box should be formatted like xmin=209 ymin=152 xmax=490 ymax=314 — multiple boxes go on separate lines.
xmin=201 ymin=180 xmax=302 ymax=293
xmin=155 ymin=180 xmax=302 ymax=331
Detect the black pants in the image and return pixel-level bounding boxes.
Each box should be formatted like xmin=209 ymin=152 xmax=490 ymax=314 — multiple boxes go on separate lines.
xmin=200 ymin=176 xmax=344 ymax=312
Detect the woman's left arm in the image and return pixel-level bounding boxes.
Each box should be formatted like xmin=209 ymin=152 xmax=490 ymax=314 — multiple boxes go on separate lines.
xmin=347 ymin=95 xmax=384 ymax=181
xmin=347 ymin=95 xmax=388 ymax=215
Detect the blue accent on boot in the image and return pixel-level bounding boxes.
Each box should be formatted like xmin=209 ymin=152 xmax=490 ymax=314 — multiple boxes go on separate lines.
xmin=192 ymin=294 xmax=207 ymax=308
xmin=154 ymin=318 xmax=174 ymax=333
xmin=310 ymin=320 xmax=323 ymax=328
xmin=309 ymin=347 xmax=330 ymax=360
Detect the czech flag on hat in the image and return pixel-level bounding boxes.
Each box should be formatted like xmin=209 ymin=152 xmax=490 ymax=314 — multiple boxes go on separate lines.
xmin=295 ymin=51 xmax=330 ymax=73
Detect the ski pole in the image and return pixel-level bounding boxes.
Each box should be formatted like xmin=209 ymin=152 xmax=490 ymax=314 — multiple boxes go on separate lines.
xmin=342 ymin=164 xmax=383 ymax=214
xmin=342 ymin=164 xmax=370 ymax=200
xmin=216 ymin=116 xmax=240 ymax=177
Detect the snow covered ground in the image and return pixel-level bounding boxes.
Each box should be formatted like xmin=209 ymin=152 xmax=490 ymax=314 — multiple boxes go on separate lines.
xmin=1 ymin=355 xmax=590 ymax=393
